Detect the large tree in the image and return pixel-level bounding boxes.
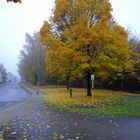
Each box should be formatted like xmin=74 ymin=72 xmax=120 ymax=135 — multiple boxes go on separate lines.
xmin=40 ymin=0 xmax=130 ymax=96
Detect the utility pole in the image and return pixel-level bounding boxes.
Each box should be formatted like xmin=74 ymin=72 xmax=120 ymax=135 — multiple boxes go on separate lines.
xmin=37 ymin=44 xmax=42 ymax=85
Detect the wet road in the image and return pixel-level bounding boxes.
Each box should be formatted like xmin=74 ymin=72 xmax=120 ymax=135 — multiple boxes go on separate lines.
xmin=0 ymin=83 xmax=140 ymax=140
xmin=0 ymin=83 xmax=30 ymax=109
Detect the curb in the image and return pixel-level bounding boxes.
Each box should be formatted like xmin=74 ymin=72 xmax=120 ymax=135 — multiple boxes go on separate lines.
xmin=19 ymin=83 xmax=37 ymax=95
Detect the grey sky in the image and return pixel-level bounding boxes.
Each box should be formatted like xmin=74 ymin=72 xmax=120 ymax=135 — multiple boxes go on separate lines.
xmin=110 ymin=0 xmax=140 ymax=33
xmin=0 ymin=0 xmax=140 ymax=76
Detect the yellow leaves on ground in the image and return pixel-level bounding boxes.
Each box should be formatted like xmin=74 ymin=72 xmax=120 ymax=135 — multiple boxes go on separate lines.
xmin=38 ymin=86 xmax=135 ymax=108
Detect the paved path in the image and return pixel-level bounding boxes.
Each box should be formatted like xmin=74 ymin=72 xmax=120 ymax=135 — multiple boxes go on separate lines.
xmin=0 ymin=83 xmax=30 ymax=110
xmin=0 ymin=83 xmax=140 ymax=140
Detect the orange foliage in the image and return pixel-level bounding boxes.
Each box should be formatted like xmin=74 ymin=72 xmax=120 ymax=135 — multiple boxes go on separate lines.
xmin=40 ymin=0 xmax=131 ymax=81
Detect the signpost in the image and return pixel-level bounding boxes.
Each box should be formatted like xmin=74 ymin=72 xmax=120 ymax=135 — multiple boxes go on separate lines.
xmin=91 ymin=75 xmax=94 ymax=103
xmin=91 ymin=75 xmax=94 ymax=90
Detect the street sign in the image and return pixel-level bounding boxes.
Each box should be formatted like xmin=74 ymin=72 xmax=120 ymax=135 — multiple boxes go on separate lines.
xmin=91 ymin=75 xmax=94 ymax=80
xmin=91 ymin=75 xmax=94 ymax=102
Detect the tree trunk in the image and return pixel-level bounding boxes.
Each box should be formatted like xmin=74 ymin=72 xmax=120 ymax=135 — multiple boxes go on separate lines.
xmin=34 ymin=73 xmax=38 ymax=85
xmin=66 ymin=76 xmax=70 ymax=90
xmin=119 ymin=76 xmax=125 ymax=90
xmin=87 ymin=72 xmax=92 ymax=96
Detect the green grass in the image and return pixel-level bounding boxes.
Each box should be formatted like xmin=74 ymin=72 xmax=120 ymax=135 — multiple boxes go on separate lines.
xmin=46 ymin=98 xmax=140 ymax=117
xmin=32 ymin=85 xmax=140 ymax=117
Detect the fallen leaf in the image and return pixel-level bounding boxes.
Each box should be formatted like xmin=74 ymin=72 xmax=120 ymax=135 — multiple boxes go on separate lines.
xmin=76 ymin=136 xmax=79 ymax=139
xmin=52 ymin=132 xmax=58 ymax=140
xmin=59 ymin=134 xmax=64 ymax=139
xmin=11 ymin=132 xmax=17 ymax=135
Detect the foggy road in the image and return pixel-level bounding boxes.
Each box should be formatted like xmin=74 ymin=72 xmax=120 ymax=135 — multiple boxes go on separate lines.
xmin=0 ymin=82 xmax=30 ymax=109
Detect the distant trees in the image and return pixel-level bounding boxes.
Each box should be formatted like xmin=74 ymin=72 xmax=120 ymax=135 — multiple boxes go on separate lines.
xmin=122 ymin=30 xmax=140 ymax=91
xmin=0 ymin=64 xmax=16 ymax=83
xmin=0 ymin=64 xmax=7 ymax=83
xmin=40 ymin=0 xmax=130 ymax=96
xmin=6 ymin=72 xmax=16 ymax=82
xmin=18 ymin=32 xmax=46 ymax=85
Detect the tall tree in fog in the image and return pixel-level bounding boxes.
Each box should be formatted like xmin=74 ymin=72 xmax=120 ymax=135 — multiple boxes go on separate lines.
xmin=18 ymin=32 xmax=46 ymax=85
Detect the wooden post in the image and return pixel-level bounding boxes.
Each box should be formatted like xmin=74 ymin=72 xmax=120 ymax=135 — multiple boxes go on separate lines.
xmin=69 ymin=88 xmax=72 ymax=98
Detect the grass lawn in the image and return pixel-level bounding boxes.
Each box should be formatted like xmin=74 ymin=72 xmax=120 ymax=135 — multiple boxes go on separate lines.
xmin=33 ymin=85 xmax=140 ymax=117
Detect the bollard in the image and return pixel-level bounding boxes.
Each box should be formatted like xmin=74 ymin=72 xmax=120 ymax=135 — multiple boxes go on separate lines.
xmin=69 ymin=88 xmax=72 ymax=98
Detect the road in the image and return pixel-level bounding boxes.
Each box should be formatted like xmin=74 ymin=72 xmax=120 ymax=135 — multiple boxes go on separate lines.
xmin=0 ymin=83 xmax=140 ymax=140
xmin=0 ymin=83 xmax=30 ymax=110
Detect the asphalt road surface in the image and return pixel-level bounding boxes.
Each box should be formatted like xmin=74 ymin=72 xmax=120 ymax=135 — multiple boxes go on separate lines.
xmin=0 ymin=83 xmax=30 ymax=110
xmin=0 ymin=83 xmax=140 ymax=140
